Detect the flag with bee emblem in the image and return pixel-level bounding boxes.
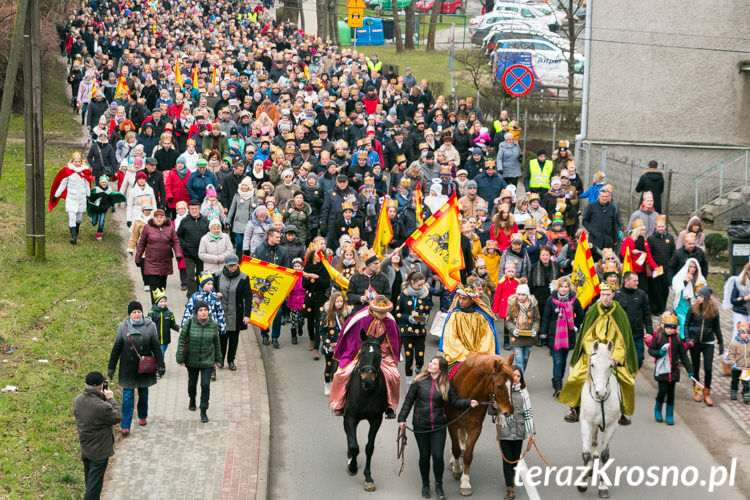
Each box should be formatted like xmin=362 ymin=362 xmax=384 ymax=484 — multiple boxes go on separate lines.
xmin=570 ymin=231 xmax=600 ymax=308
xmin=239 ymin=256 xmax=302 ymax=329
xmin=317 ymin=250 xmax=349 ymax=291
xmin=405 ymin=194 xmax=464 ymax=291
xmin=372 ymin=198 xmax=393 ymax=258
xmin=415 ymin=181 xmax=424 ymax=227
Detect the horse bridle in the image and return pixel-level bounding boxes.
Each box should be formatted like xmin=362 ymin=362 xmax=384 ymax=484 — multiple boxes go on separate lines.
xmin=486 ymin=371 xmax=510 ymax=411
xmin=588 ymin=353 xmax=617 ymax=432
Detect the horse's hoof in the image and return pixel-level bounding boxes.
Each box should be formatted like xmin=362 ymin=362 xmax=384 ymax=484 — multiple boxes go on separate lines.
xmin=598 ymin=489 xmax=609 ymax=498
xmin=577 ymin=485 xmax=589 ymax=493
xmin=451 ymin=469 xmax=462 ymax=480
xmin=460 ymin=487 xmax=473 ymax=496
xmin=363 ymin=481 xmax=376 ymax=492
xmin=347 ymin=466 xmax=357 ymax=476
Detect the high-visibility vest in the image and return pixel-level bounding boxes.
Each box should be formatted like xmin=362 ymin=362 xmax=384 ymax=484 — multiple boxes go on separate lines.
xmin=528 ymin=159 xmax=554 ymax=189
xmin=493 ymin=120 xmax=502 ymax=132
xmin=366 ymin=59 xmax=382 ymax=73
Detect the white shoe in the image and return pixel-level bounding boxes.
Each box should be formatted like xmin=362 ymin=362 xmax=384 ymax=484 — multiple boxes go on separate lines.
xmin=406 ymin=376 xmax=413 ymax=385
xmin=400 ymin=352 xmax=404 ymax=362
xmin=324 ymin=382 xmax=331 ymax=396
xmin=143 ymin=285 xmax=149 ymax=291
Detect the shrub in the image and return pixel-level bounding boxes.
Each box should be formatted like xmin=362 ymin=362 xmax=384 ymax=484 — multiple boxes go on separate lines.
xmin=705 ymin=232 xmax=728 ymax=258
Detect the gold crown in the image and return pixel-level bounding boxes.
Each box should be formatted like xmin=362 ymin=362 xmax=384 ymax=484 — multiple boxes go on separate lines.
xmin=600 ymin=282 xmax=617 ymax=291
xmin=152 ymin=288 xmax=167 ymax=303
xmin=662 ymin=312 xmax=679 ymax=326
xmin=386 ymin=198 xmax=398 ymax=209
xmin=341 ymin=201 xmax=355 ymax=212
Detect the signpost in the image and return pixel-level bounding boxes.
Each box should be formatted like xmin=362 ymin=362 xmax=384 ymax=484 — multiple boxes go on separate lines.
xmin=502 ymin=64 xmax=534 ymax=149
xmin=346 ymin=0 xmax=366 ymax=46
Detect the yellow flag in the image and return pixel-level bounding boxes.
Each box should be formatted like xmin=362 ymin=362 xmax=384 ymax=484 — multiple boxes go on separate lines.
xmin=212 ymin=66 xmax=217 ymax=85
xmin=115 ymin=74 xmax=129 ymax=98
xmin=372 ymin=198 xmax=393 ymax=258
xmin=90 ymin=78 xmax=99 ymax=99
xmin=622 ymin=246 xmax=633 ymax=274
xmin=405 ymin=194 xmax=464 ymax=291
xmin=415 ymin=181 xmax=424 ymax=227
xmin=174 ymin=60 xmax=183 ymax=89
xmin=317 ymin=250 xmax=349 ymax=290
xmin=239 ymin=256 xmax=302 ymax=329
xmin=570 ymin=232 xmax=600 ymax=309
xmin=191 ymin=66 xmax=198 ymax=87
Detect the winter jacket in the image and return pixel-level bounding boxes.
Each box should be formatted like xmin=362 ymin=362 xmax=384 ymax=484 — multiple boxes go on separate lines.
xmin=505 ymin=295 xmax=541 ymax=348
xmin=176 ymin=317 xmax=222 ymax=368
xmin=177 ymin=214 xmax=210 ymax=259
xmin=165 ymin=169 xmax=191 ymax=209
xmin=182 ymin=290 xmax=227 ymax=334
xmin=227 ymin=193 xmax=258 ymax=235
xmin=139 ymin=168 xmax=167 ymax=209
xmin=521 ymin=231 xmax=549 ymax=266
xmin=496 ymin=140 xmax=522 ymax=178
xmin=497 ymin=386 xmax=535 ymax=441
xmin=302 ymin=259 xmax=332 ymax=307
xmin=253 ymin=241 xmax=290 ymax=268
xmin=347 ymin=271 xmax=391 ymax=313
xmin=676 ymin=217 xmax=706 ymax=251
xmin=530 ymin=260 xmax=560 ymax=314
xmin=619 ymin=237 xmax=658 ymax=274
xmin=283 ymin=200 xmax=312 ymax=244
xmin=280 ymin=237 xmax=305 ymax=262
xmin=321 ymin=185 xmax=358 ymax=228
xmin=201 ymin=133 xmax=230 ymax=158
xmin=647 ymin=230 xmax=675 ymax=267
xmin=186 ymin=170 xmax=220 ymax=201
xmin=286 ymin=279 xmax=306 ymax=311
xmin=116 ymin=140 xmax=138 ymax=164
xmin=73 ymin=387 xmax=122 ymax=461
xmin=107 ymin=318 xmax=165 ymax=389
xmin=614 ymin=286 xmax=653 ymax=340
xmin=582 ymin=201 xmax=620 ymax=250
xmin=243 ymin=207 xmax=272 ymax=254
xmin=87 ymin=141 xmax=118 ymax=178
xmin=198 ymin=232 xmax=234 ymax=274
xmin=146 ymin=298 xmax=177 ymax=344
xmin=685 ymin=309 xmax=723 ymax=350
xmin=635 ymin=169 xmax=665 ymax=212
xmin=135 ymin=219 xmax=183 ymax=276
xmin=498 ymin=248 xmax=532 ymax=281
xmin=394 ymin=286 xmax=432 ymax=337
xmin=474 ymin=172 xmax=507 ymax=210
xmin=648 ymin=329 xmax=691 ymax=383
xmin=214 ymin=267 xmax=252 ymax=332
xmin=137 ymin=131 xmax=159 ymax=157
xmin=727 ymin=338 xmax=750 ymax=369
xmin=627 ymin=207 xmax=659 ymax=238
xmin=397 ymin=377 xmax=472 ymax=431
xmin=540 ymin=292 xmax=584 ymax=348
xmin=667 ymin=246 xmax=708 ymax=284
xmin=300 ymin=181 xmax=324 ymax=233
xmin=87 ymin=98 xmax=109 ymax=129
xmin=153 ymin=146 xmax=180 ymax=172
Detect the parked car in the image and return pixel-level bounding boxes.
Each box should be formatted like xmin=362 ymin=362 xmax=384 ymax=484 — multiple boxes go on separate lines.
xmin=480 ymin=22 xmax=568 ymax=54
xmin=490 ymin=40 xmax=584 ymax=95
xmin=369 ymin=0 xmax=411 ymax=11
xmin=470 ymin=12 xmax=549 ymax=44
xmin=415 ymin=0 xmax=463 ymax=14
xmin=491 ymin=1 xmax=563 ymax=30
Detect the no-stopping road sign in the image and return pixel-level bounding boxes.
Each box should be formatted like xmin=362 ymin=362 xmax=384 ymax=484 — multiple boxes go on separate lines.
xmin=502 ymin=64 xmax=534 ymax=97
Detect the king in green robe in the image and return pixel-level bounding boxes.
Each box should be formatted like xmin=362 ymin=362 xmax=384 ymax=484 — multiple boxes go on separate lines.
xmin=558 ymin=285 xmax=639 ymax=420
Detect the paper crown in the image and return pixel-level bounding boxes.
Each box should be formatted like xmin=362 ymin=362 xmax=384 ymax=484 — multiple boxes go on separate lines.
xmin=386 ymin=198 xmax=398 ymax=209
xmin=439 ymin=164 xmax=452 ymax=175
xmin=662 ymin=312 xmax=679 ymax=326
xmin=528 ymin=192 xmax=540 ymax=201
xmin=600 ymin=282 xmax=617 ymax=291
xmin=396 ymin=154 xmax=407 ymax=164
xmin=399 ymin=177 xmax=411 ymax=188
xmin=602 ymin=262 xmax=619 ymax=277
xmin=457 ymin=284 xmax=480 ymax=298
xmin=199 ymin=272 xmax=214 ymax=287
xmin=348 ymin=226 xmax=360 ymax=237
xmin=152 ymin=288 xmax=167 ymax=303
xmin=341 ymin=201 xmax=355 ymax=212
xmin=370 ymin=294 xmax=393 ymax=312
xmin=655 ymin=214 xmax=667 ymax=223
xmin=552 ymin=212 xmax=564 ymax=224
xmin=737 ymin=321 xmax=750 ymax=333
xmin=70 ymin=151 xmax=83 ymax=162
xmin=631 ymin=219 xmax=645 ymax=229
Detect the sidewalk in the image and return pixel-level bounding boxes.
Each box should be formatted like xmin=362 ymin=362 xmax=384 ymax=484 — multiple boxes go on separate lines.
xmin=101 ymin=209 xmax=270 ymax=499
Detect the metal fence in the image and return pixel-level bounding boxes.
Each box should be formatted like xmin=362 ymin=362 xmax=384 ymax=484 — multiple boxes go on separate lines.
xmin=694 ymin=149 xmax=750 ymax=214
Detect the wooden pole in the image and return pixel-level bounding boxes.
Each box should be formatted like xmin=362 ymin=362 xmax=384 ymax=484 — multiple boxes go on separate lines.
xmin=30 ymin=0 xmax=45 ymax=260
xmin=24 ymin=4 xmax=34 ymax=257
xmin=0 ymin=0 xmax=30 ymax=180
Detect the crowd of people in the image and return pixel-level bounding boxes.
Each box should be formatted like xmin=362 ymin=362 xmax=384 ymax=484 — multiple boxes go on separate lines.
xmin=62 ymin=1 xmax=750 ymax=498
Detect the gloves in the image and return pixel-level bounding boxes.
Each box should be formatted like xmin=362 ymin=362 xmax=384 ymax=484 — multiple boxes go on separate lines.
xmin=108 ymin=371 xmax=114 ymax=380
xmin=51 ymin=196 xmax=59 ymax=203
xmin=512 ymin=328 xmax=519 ymax=337
xmin=158 ymin=368 xmax=166 ymax=377
xmin=718 ymin=346 xmax=724 ymax=355
xmin=660 ymin=344 xmax=669 ymax=353
xmin=732 ymin=363 xmax=739 ymax=371
xmin=688 ymin=372 xmax=694 ymax=379
xmin=531 ymin=330 xmax=537 ymax=337
xmin=167 ymin=197 xmax=174 ymax=205
xmin=319 ymin=224 xmax=327 ymax=236
xmin=127 ymin=221 xmax=132 ymax=228
xmin=176 ymin=255 xmax=183 ymax=263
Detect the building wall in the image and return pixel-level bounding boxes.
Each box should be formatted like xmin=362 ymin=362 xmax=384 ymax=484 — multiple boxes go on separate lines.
xmin=586 ymin=0 xmax=750 ymax=148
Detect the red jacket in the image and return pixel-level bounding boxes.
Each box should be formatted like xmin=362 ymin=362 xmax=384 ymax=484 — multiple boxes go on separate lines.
xmin=620 ymin=237 xmax=657 ymax=274
xmin=490 ymin=223 xmax=518 ymax=252
xmin=135 ymin=219 xmax=183 ymax=276
xmin=492 ymin=276 xmax=519 ymax=317
xmin=165 ymin=168 xmax=191 ymax=209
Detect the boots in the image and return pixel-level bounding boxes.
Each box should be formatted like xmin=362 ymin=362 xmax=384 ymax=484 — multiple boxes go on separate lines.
xmin=654 ymin=399 xmax=664 ymax=423
xmin=665 ymin=404 xmax=674 ymax=425
xmin=200 ymin=408 xmax=209 ymax=423
xmin=435 ymin=482 xmax=446 ymax=500
xmin=552 ymin=377 xmax=562 ymax=398
xmin=730 ymin=390 xmax=738 ymax=401
xmin=703 ymin=388 xmax=713 ymax=406
xmin=188 ymin=397 xmax=196 ymax=411
xmin=421 ymin=483 xmax=431 ymax=498
xmin=504 ymin=486 xmax=516 ymax=499
xmin=743 ymin=391 xmax=750 ymax=404
xmin=291 ymin=327 xmax=298 ymax=345
xmin=69 ymin=227 xmax=77 ymax=245
xmin=693 ymin=385 xmax=703 ymax=403
xmin=96 ymin=232 xmax=102 ymax=241
xmin=564 ymin=407 xmax=579 ymax=423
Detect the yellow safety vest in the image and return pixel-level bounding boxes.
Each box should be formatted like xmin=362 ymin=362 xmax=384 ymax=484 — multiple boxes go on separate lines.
xmin=493 ymin=120 xmax=502 ymax=133
xmin=529 ymin=159 xmax=554 ymax=189
xmin=366 ymin=60 xmax=382 ymax=73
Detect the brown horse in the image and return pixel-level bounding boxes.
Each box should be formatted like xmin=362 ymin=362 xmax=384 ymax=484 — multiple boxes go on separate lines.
xmin=447 ymin=353 xmax=515 ymax=496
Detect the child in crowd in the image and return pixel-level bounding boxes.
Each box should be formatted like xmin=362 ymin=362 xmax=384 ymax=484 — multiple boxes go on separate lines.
xmin=286 ymin=258 xmax=306 ymax=346
xmin=200 ymin=184 xmax=226 ymax=225
xmin=728 ymin=321 xmax=750 ymax=403
xmin=88 ymin=175 xmax=117 ymax=241
xmin=493 ymin=262 xmax=520 ymax=350
xmin=394 ymin=272 xmax=431 ymax=384
xmin=319 ymin=291 xmax=351 ymax=396
xmin=648 ymin=312 xmax=693 ymax=425
xmin=578 ymin=171 xmax=606 ymax=201
xmin=148 ymin=288 xmax=179 ymax=357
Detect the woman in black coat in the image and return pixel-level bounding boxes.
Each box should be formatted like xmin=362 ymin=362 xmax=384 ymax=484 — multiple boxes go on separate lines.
xmin=214 ymin=256 xmax=252 ymax=371
xmin=398 ymin=356 xmax=479 ymax=499
xmin=107 ymin=301 xmax=165 ymax=435
xmin=302 ymin=241 xmax=332 ymax=354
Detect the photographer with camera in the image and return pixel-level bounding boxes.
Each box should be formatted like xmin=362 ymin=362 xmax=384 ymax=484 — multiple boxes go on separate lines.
xmin=73 ymin=371 xmax=122 ymax=500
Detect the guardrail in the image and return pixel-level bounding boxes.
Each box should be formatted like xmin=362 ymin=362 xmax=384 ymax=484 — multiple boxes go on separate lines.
xmin=694 ymin=149 xmax=750 ymax=214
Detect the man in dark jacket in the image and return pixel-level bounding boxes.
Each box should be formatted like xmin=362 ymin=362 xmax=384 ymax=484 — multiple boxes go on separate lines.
xmin=615 ymin=272 xmax=653 ymax=368
xmin=347 ymin=253 xmax=390 ymax=314
xmin=647 ymin=215 xmax=675 ymax=314
xmin=320 ymin=175 xmax=357 ymax=233
xmin=73 ymin=371 xmax=122 ymax=500
xmin=253 ymin=228 xmax=290 ymax=347
xmin=125 ymin=92 xmax=146 ymax=130
xmin=582 ymin=187 xmax=621 ymax=250
xmin=213 ymin=254 xmax=252 ymax=370
xmin=87 ymin=92 xmax=109 ymax=130
xmin=87 ymin=132 xmax=118 ymax=180
xmin=667 ymin=232 xmax=708 ymax=282
xmin=221 ymin=162 xmax=245 ymax=209
xmin=383 ymin=127 xmax=407 ymax=170
xmin=474 ymin=162 xmax=507 ymax=212
xmin=139 ymin=158 xmax=167 ymax=209
xmin=635 ymin=160 xmax=665 ymax=213
xmin=177 ymin=200 xmax=210 ymax=296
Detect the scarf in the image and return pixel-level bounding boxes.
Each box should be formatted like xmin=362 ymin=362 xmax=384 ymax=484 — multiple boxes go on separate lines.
xmin=238 ymin=188 xmax=253 ymax=202
xmin=551 ymin=294 xmax=576 ymax=350
xmin=176 ymin=165 xmax=188 ymax=178
xmin=209 ymin=231 xmax=222 ymax=241
xmin=129 ymin=318 xmax=144 ymax=326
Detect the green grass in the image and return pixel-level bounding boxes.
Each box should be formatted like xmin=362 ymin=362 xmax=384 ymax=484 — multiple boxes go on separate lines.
xmin=7 ymin=58 xmax=80 ymax=138
xmin=350 ymin=45 xmax=456 ymax=89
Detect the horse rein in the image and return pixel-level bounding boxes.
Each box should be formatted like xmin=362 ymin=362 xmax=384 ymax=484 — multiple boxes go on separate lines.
xmin=587 ymin=354 xmax=618 ymax=432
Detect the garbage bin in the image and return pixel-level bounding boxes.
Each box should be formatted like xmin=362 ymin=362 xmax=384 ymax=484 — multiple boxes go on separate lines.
xmin=728 ymin=218 xmax=750 ymax=276
xmin=338 ymin=21 xmax=352 ymax=46
xmin=382 ymin=18 xmax=394 ymax=40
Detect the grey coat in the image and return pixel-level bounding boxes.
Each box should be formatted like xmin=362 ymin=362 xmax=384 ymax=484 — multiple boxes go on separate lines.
xmin=243 ymin=207 xmax=272 ymax=254
xmin=498 ymin=387 xmax=535 ymax=441
xmin=496 ymin=140 xmax=522 ymax=178
xmin=73 ymin=387 xmax=122 ymax=460
xmin=226 ymin=193 xmax=257 ymax=235
xmin=107 ymin=318 xmax=165 ymax=389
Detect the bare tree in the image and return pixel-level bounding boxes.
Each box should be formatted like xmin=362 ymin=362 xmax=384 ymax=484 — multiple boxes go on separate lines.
xmin=316 ymin=0 xmax=328 ymax=40
xmin=425 ymin=0 xmax=443 ymax=51
xmin=392 ymin=1 xmax=403 ymax=52
xmin=554 ymin=0 xmax=585 ymax=106
xmin=403 ymin=0 xmax=415 ymax=50
xmin=328 ymin=0 xmax=339 ymax=44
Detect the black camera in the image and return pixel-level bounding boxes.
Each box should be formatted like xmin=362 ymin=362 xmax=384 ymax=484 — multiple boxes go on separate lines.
xmin=103 ymin=380 xmax=109 ymax=390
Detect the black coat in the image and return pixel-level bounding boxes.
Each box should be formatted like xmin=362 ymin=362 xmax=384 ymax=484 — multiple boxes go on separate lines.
xmin=614 ymin=287 xmax=653 ymax=340
xmin=107 ymin=318 xmax=165 ymax=389
xmin=87 ymin=141 xmax=117 ymax=177
xmin=87 ymin=98 xmax=109 ymax=128
xmin=394 ymin=288 xmax=432 ymax=337
xmin=214 ymin=268 xmax=253 ymax=331
xmin=177 ymin=214 xmax=210 ymax=259
xmin=667 ymin=246 xmax=708 ymax=283
xmin=139 ymin=168 xmax=167 ymax=208
xmin=398 ymin=377 xmax=472 ymax=430
xmin=582 ymin=201 xmax=620 ymax=250
xmin=685 ymin=309 xmax=723 ymax=349
xmin=647 ymin=230 xmax=675 ymax=266
xmin=635 ymin=169 xmax=665 ymax=213
xmin=302 ymin=259 xmax=331 ymax=308
xmin=383 ymin=139 xmax=408 ymax=170
xmin=253 ymin=241 xmax=290 ymax=268
xmin=347 ymin=271 xmax=390 ymax=312
xmin=301 ymin=182 xmax=324 ymax=232
xmin=540 ymin=292 xmax=584 ymax=349
xmin=154 ymin=146 xmax=180 ymax=172
xmin=648 ymin=330 xmax=691 ymax=382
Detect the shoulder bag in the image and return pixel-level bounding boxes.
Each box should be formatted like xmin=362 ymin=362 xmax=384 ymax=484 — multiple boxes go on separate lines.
xmin=126 ymin=323 xmax=157 ymax=374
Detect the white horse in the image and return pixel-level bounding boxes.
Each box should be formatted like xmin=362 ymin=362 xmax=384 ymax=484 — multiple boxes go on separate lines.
xmin=578 ymin=340 xmax=620 ymax=499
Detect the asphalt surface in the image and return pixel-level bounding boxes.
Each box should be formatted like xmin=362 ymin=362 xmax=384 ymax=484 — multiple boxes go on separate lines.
xmin=263 ymin=318 xmax=747 ymax=500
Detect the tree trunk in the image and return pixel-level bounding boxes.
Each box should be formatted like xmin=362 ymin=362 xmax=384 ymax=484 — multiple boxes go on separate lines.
xmin=328 ymin=0 xmax=339 ymax=45
xmin=426 ymin=0 xmax=443 ymax=51
xmin=392 ymin=1 xmax=403 ymax=52
xmin=404 ymin=0 xmax=415 ymax=50
xmin=316 ymin=0 xmax=328 ymax=40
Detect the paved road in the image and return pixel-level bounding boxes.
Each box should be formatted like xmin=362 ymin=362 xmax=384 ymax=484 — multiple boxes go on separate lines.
xmin=264 ymin=318 xmax=747 ymax=499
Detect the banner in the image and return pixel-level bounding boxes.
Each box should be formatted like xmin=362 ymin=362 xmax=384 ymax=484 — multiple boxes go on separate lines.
xmin=191 ymin=66 xmax=198 ymax=87
xmin=415 ymin=182 xmax=424 ymax=227
xmin=372 ymin=198 xmax=393 ymax=258
xmin=570 ymin=232 xmax=600 ymax=308
xmin=317 ymin=250 xmax=349 ymax=291
xmin=90 ymin=78 xmax=100 ymax=99
xmin=405 ymin=194 xmax=464 ymax=291
xmin=239 ymin=256 xmax=302 ymax=329
xmin=174 ymin=60 xmax=183 ymax=89
xmin=622 ymin=246 xmax=632 ymax=274
xmin=115 ymin=74 xmax=129 ymax=98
